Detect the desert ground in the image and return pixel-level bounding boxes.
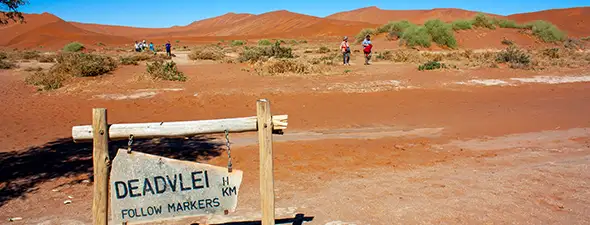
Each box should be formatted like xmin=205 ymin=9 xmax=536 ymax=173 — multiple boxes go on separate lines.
xmin=1 ymin=5 xmax=590 ymax=225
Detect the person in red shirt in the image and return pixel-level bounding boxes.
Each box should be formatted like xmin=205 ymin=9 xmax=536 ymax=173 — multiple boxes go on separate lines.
xmin=362 ymin=35 xmax=373 ymax=65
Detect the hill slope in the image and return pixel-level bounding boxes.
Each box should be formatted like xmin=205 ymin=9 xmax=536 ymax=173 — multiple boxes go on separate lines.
xmin=326 ymin=6 xmax=499 ymax=25
xmin=507 ymin=7 xmax=590 ymax=37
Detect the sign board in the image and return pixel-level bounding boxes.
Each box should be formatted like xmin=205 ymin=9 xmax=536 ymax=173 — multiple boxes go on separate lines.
xmin=109 ymin=149 xmax=243 ymax=224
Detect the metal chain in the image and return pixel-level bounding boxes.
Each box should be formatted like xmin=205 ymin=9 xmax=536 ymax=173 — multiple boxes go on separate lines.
xmin=224 ymin=129 xmax=232 ymax=172
xmin=127 ymin=134 xmax=134 ymax=153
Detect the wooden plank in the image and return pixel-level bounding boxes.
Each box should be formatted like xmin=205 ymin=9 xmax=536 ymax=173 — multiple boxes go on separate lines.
xmin=72 ymin=115 xmax=288 ymax=142
xmin=92 ymin=108 xmax=110 ymax=225
xmin=257 ymin=99 xmax=275 ymax=225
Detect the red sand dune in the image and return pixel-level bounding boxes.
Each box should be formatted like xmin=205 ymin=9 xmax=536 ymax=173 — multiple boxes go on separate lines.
xmin=0 ymin=13 xmax=62 ymax=45
xmin=326 ymin=6 xmax=500 ymax=25
xmin=507 ymin=7 xmax=590 ymax=38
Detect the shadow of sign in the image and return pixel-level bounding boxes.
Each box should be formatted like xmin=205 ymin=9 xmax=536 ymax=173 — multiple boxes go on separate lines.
xmin=0 ymin=136 xmax=223 ymax=207
xmin=193 ymin=213 xmax=314 ymax=225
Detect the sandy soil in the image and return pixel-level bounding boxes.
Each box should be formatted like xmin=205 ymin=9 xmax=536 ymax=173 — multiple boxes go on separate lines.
xmin=0 ymin=49 xmax=589 ymax=225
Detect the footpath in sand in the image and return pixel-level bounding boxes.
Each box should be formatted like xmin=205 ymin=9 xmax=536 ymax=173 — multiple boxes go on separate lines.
xmin=0 ymin=57 xmax=589 ymax=224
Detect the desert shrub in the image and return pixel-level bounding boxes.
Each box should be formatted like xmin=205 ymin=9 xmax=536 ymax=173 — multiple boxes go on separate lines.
xmin=119 ymin=56 xmax=139 ymax=65
xmin=146 ymin=60 xmax=186 ymax=81
xmin=424 ymin=19 xmax=457 ymax=48
xmin=97 ymin=42 xmax=105 ymax=46
xmin=258 ymin=39 xmax=272 ymax=46
xmin=300 ymin=40 xmax=308 ymax=44
xmin=22 ymin=50 xmax=40 ymax=60
xmin=527 ymin=20 xmax=566 ymax=42
xmin=472 ymin=13 xmax=495 ymax=29
xmin=188 ymin=46 xmax=224 ymax=60
xmin=24 ymin=66 xmax=43 ymax=72
xmin=582 ymin=37 xmax=590 ymax=41
xmin=452 ymin=20 xmax=473 ymax=30
xmin=389 ymin=49 xmax=422 ymax=63
xmin=564 ymin=38 xmax=584 ymax=49
xmin=501 ymin=38 xmax=514 ymax=46
xmin=318 ymin=46 xmax=330 ymax=53
xmin=38 ymin=54 xmax=57 ymax=63
xmin=238 ymin=42 xmax=293 ymax=63
xmin=385 ymin=21 xmax=414 ymax=40
xmin=256 ymin=58 xmax=309 ymax=75
xmin=231 ymin=40 xmax=245 ymax=46
xmin=311 ymin=52 xmax=340 ymax=65
xmin=375 ymin=51 xmax=393 ymax=60
xmin=54 ymin=53 xmax=117 ymax=77
xmin=63 ymin=42 xmax=85 ymax=52
xmin=355 ymin=28 xmax=375 ymax=43
xmin=0 ymin=52 xmax=7 ymax=60
xmin=289 ymin=40 xmax=299 ymax=45
xmin=496 ymin=46 xmax=531 ymax=69
xmin=303 ymin=50 xmax=313 ymax=54
xmin=25 ymin=70 xmax=66 ymax=90
xmin=496 ymin=19 xmax=522 ymax=29
xmin=175 ymin=40 xmax=180 ymax=43
xmin=0 ymin=59 xmax=17 ymax=69
xmin=540 ymin=48 xmax=560 ymax=59
xmin=418 ymin=61 xmax=446 ymax=71
xmin=401 ymin=26 xmax=432 ymax=48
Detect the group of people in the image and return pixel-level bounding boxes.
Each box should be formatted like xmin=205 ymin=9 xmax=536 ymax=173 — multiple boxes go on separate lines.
xmin=340 ymin=34 xmax=373 ymax=66
xmin=134 ymin=40 xmax=173 ymax=57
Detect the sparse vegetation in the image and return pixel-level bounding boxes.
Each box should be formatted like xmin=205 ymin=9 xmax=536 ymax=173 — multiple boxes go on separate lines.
xmin=175 ymin=40 xmax=180 ymax=43
xmin=495 ymin=19 xmax=522 ymax=29
xmin=424 ymin=19 xmax=457 ymax=48
xmin=54 ymin=53 xmax=118 ymax=77
xmin=255 ymin=58 xmax=309 ymax=75
xmin=418 ymin=61 xmax=446 ymax=71
xmin=401 ymin=26 xmax=432 ymax=48
xmin=119 ymin=56 xmax=139 ymax=65
xmin=541 ymin=48 xmax=560 ymax=59
xmin=238 ymin=41 xmax=293 ymax=63
xmin=0 ymin=51 xmax=7 ymax=60
xmin=38 ymin=54 xmax=57 ymax=63
xmin=146 ymin=60 xmax=186 ymax=81
xmin=97 ymin=42 xmax=106 ymax=46
xmin=0 ymin=59 xmax=17 ymax=69
xmin=21 ymin=50 xmax=40 ymax=60
xmin=527 ymin=20 xmax=566 ymax=43
xmin=188 ymin=46 xmax=225 ymax=60
xmin=300 ymin=40 xmax=308 ymax=44
xmin=564 ymin=38 xmax=584 ymax=49
xmin=375 ymin=51 xmax=393 ymax=61
xmin=24 ymin=66 xmax=43 ymax=72
xmin=318 ymin=46 xmax=330 ymax=53
xmin=451 ymin=20 xmax=473 ymax=30
xmin=384 ymin=21 xmax=414 ymax=40
xmin=258 ymin=39 xmax=272 ymax=46
xmin=355 ymin=29 xmax=375 ymax=43
xmin=25 ymin=70 xmax=66 ymax=90
xmin=496 ymin=45 xmax=531 ymax=69
xmin=472 ymin=13 xmax=496 ymax=29
xmin=231 ymin=40 xmax=245 ymax=46
xmin=501 ymin=38 xmax=514 ymax=46
xmin=63 ymin=42 xmax=85 ymax=52
xmin=119 ymin=52 xmax=170 ymax=65
xmin=582 ymin=37 xmax=590 ymax=41
xmin=289 ymin=39 xmax=299 ymax=45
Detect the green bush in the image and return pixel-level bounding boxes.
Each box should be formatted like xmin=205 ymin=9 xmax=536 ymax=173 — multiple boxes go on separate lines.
xmin=231 ymin=40 xmax=245 ymax=46
xmin=401 ymin=26 xmax=432 ymax=48
xmin=355 ymin=28 xmax=375 ymax=43
xmin=258 ymin=39 xmax=272 ymax=46
xmin=379 ymin=20 xmax=413 ymax=34
xmin=63 ymin=42 xmax=85 ymax=52
xmin=238 ymin=41 xmax=293 ymax=63
xmin=146 ymin=60 xmax=186 ymax=81
xmin=496 ymin=46 xmax=531 ymax=69
xmin=496 ymin=19 xmax=522 ymax=29
xmin=424 ymin=19 xmax=457 ymax=48
xmin=527 ymin=20 xmax=566 ymax=43
xmin=54 ymin=53 xmax=117 ymax=77
xmin=418 ymin=61 xmax=446 ymax=71
xmin=452 ymin=20 xmax=473 ymax=30
xmin=472 ymin=13 xmax=495 ymax=29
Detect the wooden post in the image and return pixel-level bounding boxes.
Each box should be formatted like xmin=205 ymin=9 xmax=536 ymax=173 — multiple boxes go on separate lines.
xmin=257 ymin=99 xmax=275 ymax=225
xmin=92 ymin=108 xmax=110 ymax=225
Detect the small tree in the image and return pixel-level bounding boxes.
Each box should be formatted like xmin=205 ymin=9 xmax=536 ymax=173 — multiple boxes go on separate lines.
xmin=63 ymin=42 xmax=85 ymax=52
xmin=1 ymin=0 xmax=28 ymax=25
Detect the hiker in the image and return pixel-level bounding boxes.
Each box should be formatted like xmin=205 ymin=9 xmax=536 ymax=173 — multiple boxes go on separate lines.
xmin=165 ymin=41 xmax=172 ymax=57
xmin=149 ymin=42 xmax=155 ymax=54
xmin=362 ymin=35 xmax=373 ymax=65
xmin=340 ymin=36 xmax=351 ymax=65
xmin=142 ymin=40 xmax=147 ymax=51
xmin=134 ymin=41 xmax=141 ymax=52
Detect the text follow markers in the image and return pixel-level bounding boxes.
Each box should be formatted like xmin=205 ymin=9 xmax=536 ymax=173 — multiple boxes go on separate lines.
xmin=110 ymin=149 xmax=243 ymax=224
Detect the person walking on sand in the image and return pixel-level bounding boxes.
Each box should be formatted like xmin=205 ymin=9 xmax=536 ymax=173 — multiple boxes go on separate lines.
xmin=134 ymin=41 xmax=141 ymax=52
xmin=165 ymin=41 xmax=172 ymax=57
xmin=362 ymin=35 xmax=373 ymax=65
xmin=340 ymin=36 xmax=351 ymax=65
xmin=149 ymin=42 xmax=155 ymax=54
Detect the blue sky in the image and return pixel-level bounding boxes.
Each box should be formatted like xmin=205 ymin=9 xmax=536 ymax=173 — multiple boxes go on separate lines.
xmin=19 ymin=0 xmax=588 ymax=28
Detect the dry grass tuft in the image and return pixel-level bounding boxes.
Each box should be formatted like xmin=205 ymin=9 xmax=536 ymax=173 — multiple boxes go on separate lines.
xmin=188 ymin=46 xmax=225 ymax=61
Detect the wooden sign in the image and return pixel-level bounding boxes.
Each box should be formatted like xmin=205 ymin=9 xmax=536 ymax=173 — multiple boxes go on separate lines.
xmin=109 ymin=149 xmax=243 ymax=224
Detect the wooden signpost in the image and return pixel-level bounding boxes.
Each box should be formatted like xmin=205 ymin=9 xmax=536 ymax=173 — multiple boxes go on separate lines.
xmin=72 ymin=99 xmax=287 ymax=225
